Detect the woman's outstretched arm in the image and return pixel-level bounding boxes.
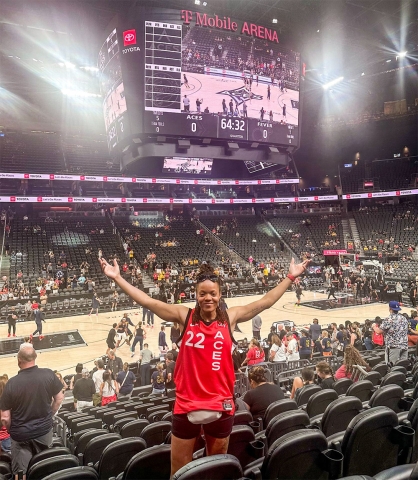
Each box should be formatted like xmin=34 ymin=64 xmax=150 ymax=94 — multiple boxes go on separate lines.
xmin=100 ymin=258 xmax=189 ymax=325
xmin=228 ymin=258 xmax=309 ymax=328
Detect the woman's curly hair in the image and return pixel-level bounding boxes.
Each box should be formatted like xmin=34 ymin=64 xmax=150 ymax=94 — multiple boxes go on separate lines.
xmin=343 ymin=345 xmax=369 ymax=374
xmin=192 ymin=263 xmax=228 ymax=325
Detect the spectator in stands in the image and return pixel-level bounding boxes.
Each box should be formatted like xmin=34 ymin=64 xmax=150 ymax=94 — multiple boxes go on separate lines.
xmin=107 ymin=350 xmax=123 ymax=376
xmin=0 ymin=344 xmax=64 ymax=476
xmin=151 ymin=363 xmax=166 ymax=396
xmin=375 ymin=301 xmax=408 ymax=363
xmin=268 ymin=334 xmax=286 ymax=363
xmin=350 ymin=324 xmax=363 ymax=349
xmin=69 ymin=363 xmax=83 ymax=390
xmin=321 ymin=331 xmax=332 ymax=356
xmin=290 ymin=367 xmax=315 ymax=399
xmin=111 ymin=291 xmax=119 ymax=311
xmin=116 ymin=362 xmax=136 ymax=397
xmin=299 ymin=329 xmax=313 ymax=360
xmin=106 ymin=323 xmax=117 ymax=355
xmin=100 ymin=256 xmax=308 ymax=476
xmin=73 ymin=368 xmax=95 ymax=412
xmin=139 ymin=343 xmax=153 ymax=386
xmin=170 ymin=323 xmax=181 ymax=345
xmin=241 ymin=338 xmax=265 ymax=367
xmin=100 ymin=371 xmax=118 ymax=406
xmin=167 ymin=343 xmax=179 ymax=361
xmin=158 ymin=326 xmax=168 ymax=353
xmin=165 ymin=352 xmax=176 ymax=390
xmin=309 ymin=318 xmax=321 ymax=343
xmin=335 ymin=345 xmax=369 ymax=380
xmin=92 ymin=359 xmax=105 ymax=393
xmin=0 ymin=377 xmax=11 ymax=454
xmin=408 ymin=311 xmax=418 ymax=346
xmin=243 ymin=365 xmax=284 ymax=418
xmin=252 ymin=314 xmax=262 ymax=340
xmin=316 ymin=361 xmax=335 ymax=389
xmin=362 ymin=320 xmax=374 ymax=350
xmin=286 ymin=332 xmax=300 ymax=361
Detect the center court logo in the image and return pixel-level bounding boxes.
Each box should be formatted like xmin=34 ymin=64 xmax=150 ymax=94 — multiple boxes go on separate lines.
xmin=123 ymin=29 xmax=137 ymax=46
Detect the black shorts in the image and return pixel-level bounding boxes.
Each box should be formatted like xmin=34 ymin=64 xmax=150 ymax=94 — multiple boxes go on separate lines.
xmin=107 ymin=341 xmax=115 ymax=349
xmin=172 ymin=412 xmax=234 ymax=440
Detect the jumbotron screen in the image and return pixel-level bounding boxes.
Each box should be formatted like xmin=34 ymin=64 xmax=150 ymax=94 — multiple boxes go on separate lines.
xmin=163 ymin=157 xmax=213 ymax=175
xmin=99 ymin=7 xmax=301 ymax=151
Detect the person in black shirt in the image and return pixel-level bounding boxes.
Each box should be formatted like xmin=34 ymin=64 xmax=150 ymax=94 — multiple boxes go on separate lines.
xmin=0 ymin=344 xmax=64 ymax=476
xmin=131 ymin=322 xmax=146 ymax=357
xmin=7 ymin=307 xmax=18 ymax=337
xmin=106 ymin=323 xmax=117 ymax=355
xmin=165 ymin=353 xmax=176 ymax=390
xmin=243 ymin=365 xmax=284 ymax=419
xmin=315 ymin=361 xmax=335 ymax=389
xmin=299 ymin=330 xmax=312 ymax=360
xmin=73 ymin=368 xmax=96 ymax=412
xmin=167 ymin=343 xmax=179 ymax=361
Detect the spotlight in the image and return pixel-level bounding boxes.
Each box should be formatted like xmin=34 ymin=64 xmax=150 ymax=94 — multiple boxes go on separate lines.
xmin=398 ymin=51 xmax=407 ymax=58
xmin=178 ymin=139 xmax=190 ymax=148
xmin=272 ymin=19 xmax=278 ymax=24
xmin=195 ymin=0 xmax=201 ymax=4
xmin=386 ymin=59 xmax=391 ymax=63
xmin=227 ymin=142 xmax=239 ymax=151
xmin=361 ymin=72 xmax=365 ymax=76
xmin=317 ymin=29 xmax=320 ymax=33
xmin=323 ymin=76 xmax=344 ymax=90
xmin=202 ymin=1 xmax=207 ymax=5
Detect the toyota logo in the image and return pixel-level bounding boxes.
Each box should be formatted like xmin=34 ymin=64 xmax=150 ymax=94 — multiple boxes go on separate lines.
xmin=125 ymin=33 xmax=135 ymax=42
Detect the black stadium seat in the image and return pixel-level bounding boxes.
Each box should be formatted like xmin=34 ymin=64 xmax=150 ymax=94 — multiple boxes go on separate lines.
xmin=294 ymin=384 xmax=322 ymax=407
xmin=330 ymin=406 xmax=414 ymax=477
xmin=380 ymin=372 xmax=406 ymax=389
xmin=117 ymin=444 xmax=172 ymax=480
xmin=27 ymin=447 xmax=71 ymax=471
xmin=264 ymin=409 xmax=310 ymax=447
xmin=79 ymin=433 xmax=121 ymax=466
xmin=320 ymin=396 xmax=363 ymax=437
xmin=27 ymin=455 xmax=79 ymax=480
xmin=262 ymin=398 xmax=298 ymax=428
xmin=140 ymin=421 xmax=172 ymax=447
xmin=96 ymin=437 xmax=147 ymax=480
xmin=368 ymin=384 xmax=405 ymax=413
xmin=306 ymin=389 xmax=338 ymax=418
xmin=244 ymin=429 xmax=343 ymax=480
xmin=120 ymin=419 xmax=150 ymax=439
xmin=172 ymin=454 xmax=243 ymax=480
xmin=42 ymin=466 xmax=99 ymax=480
xmin=345 ymin=380 xmax=374 ymax=402
xmin=332 ymin=378 xmax=353 ymax=395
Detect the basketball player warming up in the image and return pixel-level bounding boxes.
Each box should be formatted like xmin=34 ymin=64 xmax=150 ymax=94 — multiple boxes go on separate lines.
xmin=100 ymin=257 xmax=308 ymax=477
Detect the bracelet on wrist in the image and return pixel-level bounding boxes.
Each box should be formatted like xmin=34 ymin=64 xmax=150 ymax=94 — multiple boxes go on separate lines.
xmin=286 ymin=274 xmax=296 ymax=282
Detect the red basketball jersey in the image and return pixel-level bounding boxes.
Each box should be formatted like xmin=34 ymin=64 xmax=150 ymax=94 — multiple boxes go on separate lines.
xmin=173 ymin=308 xmax=236 ymax=415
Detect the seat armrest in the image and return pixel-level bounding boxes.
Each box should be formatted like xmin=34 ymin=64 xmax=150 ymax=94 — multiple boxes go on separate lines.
xmin=326 ymin=432 xmax=344 ymax=450
xmin=243 ymin=458 xmax=263 ymax=480
xmin=78 ymin=453 xmax=83 ymax=466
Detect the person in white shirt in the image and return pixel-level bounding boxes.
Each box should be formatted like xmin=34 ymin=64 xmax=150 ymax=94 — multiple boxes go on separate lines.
xmin=286 ymin=332 xmax=300 ymax=361
xmin=269 ymin=335 xmax=286 ymax=363
xmin=92 ymin=359 xmax=105 ymax=393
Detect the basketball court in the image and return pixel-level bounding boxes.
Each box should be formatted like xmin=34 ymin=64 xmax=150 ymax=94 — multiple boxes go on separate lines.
xmin=181 ymin=72 xmax=299 ymax=125
xmin=1 ymin=290 xmax=392 ymax=377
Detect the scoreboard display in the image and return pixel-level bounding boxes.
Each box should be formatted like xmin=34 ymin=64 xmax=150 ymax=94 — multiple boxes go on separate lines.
xmin=99 ymin=7 xmax=301 ymax=152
